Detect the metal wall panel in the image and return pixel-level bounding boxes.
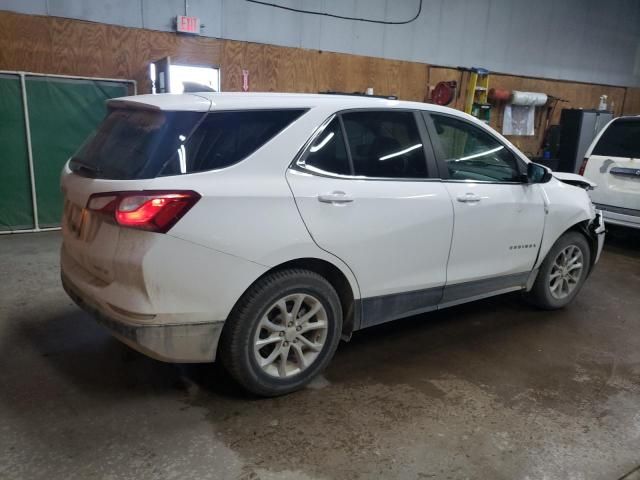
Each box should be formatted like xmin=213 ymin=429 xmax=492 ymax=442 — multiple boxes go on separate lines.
xmin=1 ymin=0 xmax=639 ymax=86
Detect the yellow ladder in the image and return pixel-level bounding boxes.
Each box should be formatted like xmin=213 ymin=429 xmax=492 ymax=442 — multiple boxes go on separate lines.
xmin=464 ymin=68 xmax=491 ymax=123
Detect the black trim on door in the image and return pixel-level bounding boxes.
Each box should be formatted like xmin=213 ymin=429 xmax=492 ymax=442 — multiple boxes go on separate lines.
xmin=414 ymin=110 xmax=441 ymax=179
xmin=609 ymin=167 xmax=640 ymax=178
xmin=593 ymin=202 xmax=640 ymax=217
xmin=357 ymin=271 xmax=530 ymax=330
xmin=439 ymin=272 xmax=529 ymax=304
xmin=360 ymin=286 xmax=443 ymax=328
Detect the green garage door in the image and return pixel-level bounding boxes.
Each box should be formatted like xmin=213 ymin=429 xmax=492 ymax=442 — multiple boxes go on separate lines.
xmin=0 ymin=74 xmax=131 ymax=232
xmin=0 ymin=74 xmax=33 ymax=231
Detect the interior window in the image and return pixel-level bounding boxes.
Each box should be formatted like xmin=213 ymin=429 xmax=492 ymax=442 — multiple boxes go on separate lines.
xmin=342 ymin=111 xmax=428 ymax=179
xmin=592 ymin=119 xmax=640 ymax=158
xmin=430 ymin=114 xmax=522 ymax=182
xmin=302 ymin=118 xmax=351 ymax=175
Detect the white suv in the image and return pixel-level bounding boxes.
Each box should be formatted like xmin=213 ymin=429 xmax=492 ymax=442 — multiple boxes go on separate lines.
xmin=61 ymin=93 xmax=604 ymax=396
xmin=580 ymin=116 xmax=640 ymax=229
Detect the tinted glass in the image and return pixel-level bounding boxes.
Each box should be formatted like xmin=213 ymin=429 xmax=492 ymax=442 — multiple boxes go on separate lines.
xmin=430 ymin=114 xmax=522 ymax=182
xmin=302 ymin=118 xmax=351 ymax=175
xmin=70 ymin=108 xmax=203 ymax=179
xmin=342 ymin=111 xmax=428 ymax=178
xmin=592 ymin=119 xmax=640 ymax=158
xmin=71 ymin=108 xmax=305 ymax=179
xmin=160 ymin=109 xmax=305 ymax=176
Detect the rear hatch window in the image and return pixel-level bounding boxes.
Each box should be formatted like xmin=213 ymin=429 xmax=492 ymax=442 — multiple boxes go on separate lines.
xmin=593 ymin=119 xmax=640 ymax=158
xmin=70 ymin=108 xmax=306 ymax=179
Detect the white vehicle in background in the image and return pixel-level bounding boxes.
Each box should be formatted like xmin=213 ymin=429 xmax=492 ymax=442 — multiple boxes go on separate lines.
xmin=60 ymin=93 xmax=605 ymax=396
xmin=580 ymin=116 xmax=640 ymax=229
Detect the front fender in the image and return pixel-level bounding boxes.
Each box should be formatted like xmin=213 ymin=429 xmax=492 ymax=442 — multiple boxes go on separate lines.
xmin=536 ymin=179 xmax=596 ymax=269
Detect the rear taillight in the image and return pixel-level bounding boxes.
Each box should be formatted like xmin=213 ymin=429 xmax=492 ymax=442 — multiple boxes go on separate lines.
xmin=87 ymin=190 xmax=200 ymax=233
xmin=578 ymin=158 xmax=589 ymax=176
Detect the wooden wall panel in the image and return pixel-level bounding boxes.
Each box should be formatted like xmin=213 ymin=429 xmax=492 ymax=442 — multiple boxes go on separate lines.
xmin=0 ymin=10 xmax=636 ymax=157
xmin=0 ymin=11 xmax=224 ymax=93
xmin=427 ymin=66 xmax=628 ymax=155
xmin=622 ymin=88 xmax=640 ymax=115
xmin=221 ymin=41 xmax=428 ymax=101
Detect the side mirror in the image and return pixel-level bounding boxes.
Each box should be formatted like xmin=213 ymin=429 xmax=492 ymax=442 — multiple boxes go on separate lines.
xmin=527 ymin=162 xmax=552 ymax=184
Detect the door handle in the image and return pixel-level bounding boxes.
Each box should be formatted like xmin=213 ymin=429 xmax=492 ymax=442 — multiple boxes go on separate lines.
xmin=318 ymin=191 xmax=354 ymax=204
xmin=456 ymin=193 xmax=482 ymax=203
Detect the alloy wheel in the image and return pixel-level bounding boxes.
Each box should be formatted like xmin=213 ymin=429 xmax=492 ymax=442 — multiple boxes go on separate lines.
xmin=549 ymin=245 xmax=584 ymax=300
xmin=253 ymin=293 xmax=328 ymax=378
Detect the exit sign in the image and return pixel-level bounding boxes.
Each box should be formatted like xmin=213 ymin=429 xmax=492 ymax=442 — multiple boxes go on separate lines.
xmin=176 ymin=15 xmax=200 ymax=35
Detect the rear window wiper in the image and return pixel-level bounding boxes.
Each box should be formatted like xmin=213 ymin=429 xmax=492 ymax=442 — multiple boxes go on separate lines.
xmin=69 ymin=158 xmax=102 ymax=177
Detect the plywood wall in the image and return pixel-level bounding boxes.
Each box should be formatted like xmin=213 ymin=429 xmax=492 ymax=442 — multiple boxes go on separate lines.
xmin=1 ymin=10 xmax=637 ymax=158
xmin=220 ymin=41 xmax=428 ymax=100
xmin=0 ymin=11 xmax=427 ymax=101
xmin=622 ymin=88 xmax=640 ymax=116
xmin=427 ymin=66 xmax=629 ymax=155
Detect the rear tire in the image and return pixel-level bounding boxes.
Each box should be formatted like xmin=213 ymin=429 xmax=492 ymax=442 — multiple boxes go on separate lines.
xmin=219 ymin=269 xmax=342 ymax=397
xmin=525 ymin=231 xmax=591 ymax=310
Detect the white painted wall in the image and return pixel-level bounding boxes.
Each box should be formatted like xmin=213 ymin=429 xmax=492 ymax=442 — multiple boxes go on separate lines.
xmin=2 ymin=0 xmax=639 ymax=86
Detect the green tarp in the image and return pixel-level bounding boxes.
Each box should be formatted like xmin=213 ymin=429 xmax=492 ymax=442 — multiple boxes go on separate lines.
xmin=27 ymin=77 xmax=129 ymax=228
xmin=0 ymin=74 xmax=33 ymax=231
xmin=0 ymin=75 xmax=129 ymax=231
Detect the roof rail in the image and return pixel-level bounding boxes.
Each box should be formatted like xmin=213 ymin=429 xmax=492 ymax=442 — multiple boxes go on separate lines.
xmin=319 ymin=90 xmax=398 ymax=100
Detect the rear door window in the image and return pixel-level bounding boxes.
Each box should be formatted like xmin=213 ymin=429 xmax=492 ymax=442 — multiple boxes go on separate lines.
xmin=71 ymin=108 xmax=305 ymax=179
xmin=593 ymin=119 xmax=640 ymax=158
xmin=342 ymin=111 xmax=429 ymax=179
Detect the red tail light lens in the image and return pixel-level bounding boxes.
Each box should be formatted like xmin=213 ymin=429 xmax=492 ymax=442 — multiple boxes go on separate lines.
xmin=87 ymin=191 xmax=200 ymax=233
xmin=578 ymin=158 xmax=589 ymax=176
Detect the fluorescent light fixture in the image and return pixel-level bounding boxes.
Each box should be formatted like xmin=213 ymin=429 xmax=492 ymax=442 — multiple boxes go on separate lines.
xmin=379 ymin=144 xmax=422 ymax=161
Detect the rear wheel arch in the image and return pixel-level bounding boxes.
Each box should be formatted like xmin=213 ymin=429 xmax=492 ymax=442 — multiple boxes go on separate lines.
xmin=224 ymin=257 xmax=358 ymax=341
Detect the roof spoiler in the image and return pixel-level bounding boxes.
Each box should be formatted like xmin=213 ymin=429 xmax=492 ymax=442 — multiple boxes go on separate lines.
xmin=107 ymin=99 xmax=161 ymax=111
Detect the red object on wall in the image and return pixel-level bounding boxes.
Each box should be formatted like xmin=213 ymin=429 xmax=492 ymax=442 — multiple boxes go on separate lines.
xmin=488 ymin=88 xmax=511 ymax=102
xmin=431 ymin=81 xmax=456 ymax=106
xmin=242 ymin=69 xmax=249 ymax=92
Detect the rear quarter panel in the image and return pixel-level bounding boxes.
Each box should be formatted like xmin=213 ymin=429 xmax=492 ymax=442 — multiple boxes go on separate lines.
xmin=164 ymin=106 xmax=361 ymax=300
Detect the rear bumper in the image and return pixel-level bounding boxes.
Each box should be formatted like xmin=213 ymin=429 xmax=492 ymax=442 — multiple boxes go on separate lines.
xmin=61 ymin=271 xmax=223 ymax=363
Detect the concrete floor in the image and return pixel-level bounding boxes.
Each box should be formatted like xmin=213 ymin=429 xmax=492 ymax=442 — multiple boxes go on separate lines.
xmin=1 ymin=230 xmax=639 ymax=480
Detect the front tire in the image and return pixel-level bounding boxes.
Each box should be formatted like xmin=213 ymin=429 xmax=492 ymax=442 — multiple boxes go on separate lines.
xmin=525 ymin=231 xmax=591 ymax=310
xmin=219 ymin=269 xmax=343 ymax=397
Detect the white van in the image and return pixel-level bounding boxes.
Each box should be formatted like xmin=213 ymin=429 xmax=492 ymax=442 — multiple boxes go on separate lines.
xmin=580 ymin=116 xmax=640 ymax=229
